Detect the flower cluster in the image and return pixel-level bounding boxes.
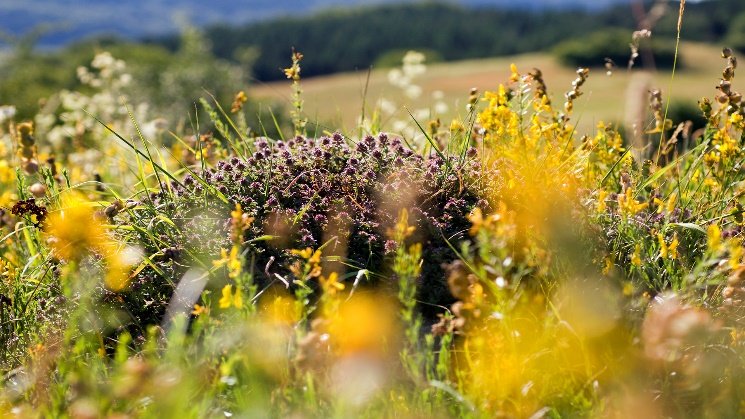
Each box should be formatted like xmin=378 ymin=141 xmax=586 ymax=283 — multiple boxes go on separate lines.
xmin=129 ymin=132 xmax=479 ymax=321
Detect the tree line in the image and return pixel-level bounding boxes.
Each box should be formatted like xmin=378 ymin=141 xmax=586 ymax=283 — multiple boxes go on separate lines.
xmin=148 ymin=0 xmax=745 ymax=81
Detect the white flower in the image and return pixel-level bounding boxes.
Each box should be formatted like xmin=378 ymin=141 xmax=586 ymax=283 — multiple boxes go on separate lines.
xmin=435 ymin=101 xmax=449 ymax=114
xmin=378 ymin=98 xmax=397 ymax=115
xmin=91 ymin=52 xmax=115 ymax=69
xmin=0 ymin=106 xmax=16 ymax=123
xmin=405 ymin=85 xmax=422 ymax=99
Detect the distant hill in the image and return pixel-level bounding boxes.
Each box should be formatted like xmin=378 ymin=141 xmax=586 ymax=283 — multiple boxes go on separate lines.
xmin=178 ymin=0 xmax=735 ymax=82
xmin=0 ymin=0 xmax=633 ymax=48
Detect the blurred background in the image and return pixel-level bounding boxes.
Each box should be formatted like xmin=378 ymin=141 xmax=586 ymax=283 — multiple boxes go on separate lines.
xmin=0 ymin=0 xmax=742 ymax=135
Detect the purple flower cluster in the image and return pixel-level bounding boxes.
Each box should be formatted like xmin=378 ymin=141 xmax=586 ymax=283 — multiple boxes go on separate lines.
xmin=131 ymin=132 xmax=479 ymax=319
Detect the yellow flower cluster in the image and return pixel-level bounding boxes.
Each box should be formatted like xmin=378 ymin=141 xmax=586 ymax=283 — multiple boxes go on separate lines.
xmin=617 ymin=187 xmax=649 ymax=217
xmin=219 ymin=284 xmax=243 ymax=309
xmin=45 ymin=193 xmax=134 ymax=290
xmin=478 ymin=85 xmax=520 ymax=143
xmin=213 ymin=246 xmax=242 ymax=279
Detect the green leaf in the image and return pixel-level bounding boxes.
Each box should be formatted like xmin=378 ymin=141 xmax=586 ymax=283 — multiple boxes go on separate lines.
xmin=670 ymin=222 xmax=706 ymax=234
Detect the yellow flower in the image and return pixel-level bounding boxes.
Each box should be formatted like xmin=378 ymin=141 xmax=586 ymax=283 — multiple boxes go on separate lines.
xmin=665 ymin=192 xmax=677 ymax=215
xmin=707 ymin=224 xmax=722 ymax=252
xmin=219 ymin=284 xmax=243 ymax=309
xmin=192 ymin=304 xmax=209 ymax=316
xmin=45 ymin=195 xmax=107 ymax=261
xmin=668 ymin=233 xmax=679 ymax=260
xmin=617 ymin=187 xmax=649 ymax=217
xmin=449 ymin=119 xmax=465 ymax=132
xmin=729 ymin=112 xmax=744 ymax=129
xmin=509 ymin=63 xmax=520 ymax=82
xmin=230 ymin=91 xmax=248 ymax=114
xmin=631 ymin=244 xmax=642 ymax=267
xmin=320 ymin=271 xmax=345 ymax=295
xmin=291 ymin=247 xmax=314 ymax=260
xmin=596 ymin=189 xmax=608 ymax=213
xmin=657 ymin=233 xmax=669 ymax=259
xmin=213 ymin=246 xmax=242 ymax=279
xmin=730 ymin=242 xmax=744 ymax=269
xmin=387 ymin=208 xmax=416 ymax=240
xmin=602 ymin=257 xmax=613 ymax=275
xmin=229 ymin=204 xmax=254 ymax=244
xmin=283 ymin=66 xmax=299 ymax=80
xmin=259 ymin=289 xmax=299 ymax=325
xmin=468 ymin=207 xmax=485 ymax=235
xmin=622 ymin=282 xmax=634 ymax=296
xmin=308 ymin=249 xmax=321 ymax=265
xmin=327 ymin=294 xmax=398 ymax=356
xmin=44 ymin=192 xmax=136 ymax=290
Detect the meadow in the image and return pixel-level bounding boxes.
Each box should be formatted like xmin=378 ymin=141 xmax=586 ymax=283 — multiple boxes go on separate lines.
xmin=253 ymin=42 xmax=722 ymax=135
xmin=4 ymin=5 xmax=745 ymax=417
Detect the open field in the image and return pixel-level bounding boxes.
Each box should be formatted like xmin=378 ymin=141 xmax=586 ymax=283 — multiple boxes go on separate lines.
xmin=252 ymin=42 xmax=727 ymax=135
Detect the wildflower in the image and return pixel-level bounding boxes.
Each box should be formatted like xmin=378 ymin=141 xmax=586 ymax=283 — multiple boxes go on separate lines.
xmin=219 ymin=284 xmax=243 ymax=309
xmin=596 ymin=189 xmax=608 ymax=213
xmin=509 ymin=63 xmax=520 ymax=83
xmin=730 ymin=242 xmax=744 ymax=269
xmin=229 ymin=204 xmax=254 ymax=244
xmin=0 ymin=258 xmax=16 ymax=281
xmin=602 ymin=257 xmax=614 ymax=275
xmin=708 ymin=224 xmax=722 ymax=252
xmin=631 ymin=244 xmax=642 ymax=267
xmin=327 ymin=294 xmax=397 ymax=356
xmin=449 ymin=119 xmax=465 ymax=132
xmin=11 ymin=198 xmax=47 ymax=227
xmin=320 ymin=271 xmax=345 ymax=296
xmin=105 ymin=249 xmax=137 ymax=291
xmin=230 ymin=90 xmax=248 ymax=113
xmin=191 ymin=304 xmax=209 ymax=316
xmin=668 ymin=233 xmax=679 ymax=260
xmin=665 ymin=193 xmax=677 ymax=215
xmin=657 ymin=232 xmax=678 ymax=260
xmin=291 ymin=247 xmax=321 ymax=265
xmin=657 ymin=233 xmax=668 ymax=259
xmin=259 ymin=289 xmax=299 ymax=325
xmin=387 ymin=208 xmax=416 ymax=241
xmin=622 ymin=282 xmax=634 ymax=296
xmin=617 ymin=187 xmax=648 ymax=217
xmin=283 ymin=65 xmax=300 ymax=80
xmin=213 ymin=246 xmax=242 ymax=279
xmin=44 ymin=196 xmax=107 ymax=261
xmin=44 ymin=193 xmax=136 ymax=290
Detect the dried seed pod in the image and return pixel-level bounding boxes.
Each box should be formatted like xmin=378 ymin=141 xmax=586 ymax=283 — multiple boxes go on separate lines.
xmin=22 ymin=159 xmax=39 ymax=175
xmin=719 ymin=80 xmax=732 ymax=94
xmin=104 ymin=200 xmax=125 ymax=218
xmin=723 ymin=66 xmax=735 ymax=81
xmin=16 ymin=122 xmax=34 ymax=147
xmin=28 ymin=183 xmax=46 ymax=198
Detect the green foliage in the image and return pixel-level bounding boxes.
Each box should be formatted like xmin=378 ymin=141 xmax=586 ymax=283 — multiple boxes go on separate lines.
xmin=196 ymin=3 xmax=635 ymax=81
xmin=553 ymin=28 xmax=679 ymax=69
xmin=726 ymin=12 xmax=745 ymax=53
xmin=145 ymin=0 xmax=745 ymax=81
